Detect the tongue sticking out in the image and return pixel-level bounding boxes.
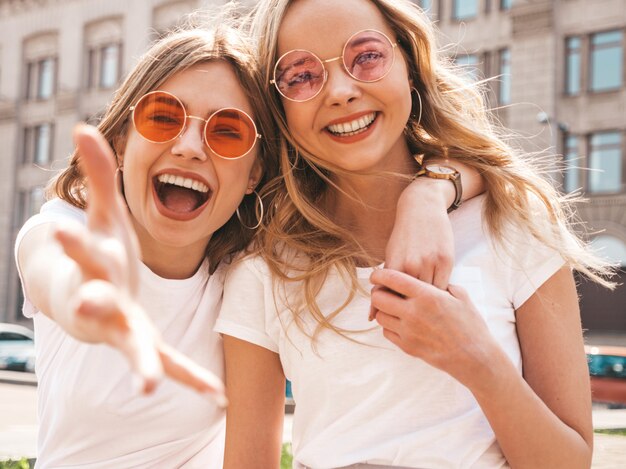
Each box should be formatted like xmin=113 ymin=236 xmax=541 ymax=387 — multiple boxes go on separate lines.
xmin=159 ymin=184 xmax=205 ymax=213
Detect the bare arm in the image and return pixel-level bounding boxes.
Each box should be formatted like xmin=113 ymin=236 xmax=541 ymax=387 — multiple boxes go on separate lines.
xmin=371 ymin=267 xmax=592 ymax=468
xmin=17 ymin=125 xmax=226 ymax=398
xmin=223 ymin=336 xmax=285 ymax=469
xmin=386 ymin=160 xmax=484 ymax=288
xmin=473 ymin=268 xmax=592 ymax=468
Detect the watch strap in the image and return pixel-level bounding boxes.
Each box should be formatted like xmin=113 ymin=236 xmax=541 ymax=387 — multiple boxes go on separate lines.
xmin=412 ymin=154 xmax=463 ymax=213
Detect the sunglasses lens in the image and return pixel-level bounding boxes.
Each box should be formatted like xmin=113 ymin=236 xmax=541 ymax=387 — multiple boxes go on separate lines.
xmin=205 ymin=109 xmax=257 ymax=159
xmin=274 ymin=50 xmax=325 ymax=101
xmin=133 ymin=91 xmax=185 ymax=142
xmin=343 ymin=30 xmax=394 ymax=82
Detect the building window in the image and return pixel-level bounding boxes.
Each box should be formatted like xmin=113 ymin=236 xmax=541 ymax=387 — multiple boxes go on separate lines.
xmin=22 ymin=123 xmax=54 ymax=165
xmin=100 ymin=44 xmax=120 ymax=88
xmin=29 ymin=187 xmax=44 ymax=216
xmin=591 ymin=235 xmax=626 ymax=267
xmin=417 ymin=0 xmax=433 ymax=14
xmin=87 ymin=43 xmax=122 ymax=89
xmin=590 ymin=30 xmax=623 ymax=92
xmin=14 ymin=187 xmax=44 ymax=228
xmin=565 ymin=37 xmax=581 ymax=95
xmin=563 ymin=135 xmax=580 ymax=193
xmin=25 ymin=57 xmax=56 ymax=100
xmin=455 ymin=54 xmax=480 ymax=81
xmin=500 ymin=0 xmax=513 ymax=10
xmin=452 ymin=0 xmax=478 ymax=20
xmin=85 ymin=18 xmax=123 ymax=90
xmin=498 ymin=48 xmax=511 ymax=104
xmin=34 ymin=123 xmax=53 ymax=165
xmin=588 ymin=131 xmax=622 ymax=194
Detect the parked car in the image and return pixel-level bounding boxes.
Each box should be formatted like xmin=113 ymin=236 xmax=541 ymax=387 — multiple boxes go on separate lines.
xmin=586 ymin=345 xmax=626 ymax=406
xmin=0 ymin=323 xmax=35 ymax=372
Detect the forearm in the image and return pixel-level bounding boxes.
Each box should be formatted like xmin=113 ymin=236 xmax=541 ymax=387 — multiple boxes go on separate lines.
xmin=468 ymin=348 xmax=592 ymax=469
xmin=19 ymin=224 xmax=91 ymax=341
xmin=223 ymin=337 xmax=285 ymax=468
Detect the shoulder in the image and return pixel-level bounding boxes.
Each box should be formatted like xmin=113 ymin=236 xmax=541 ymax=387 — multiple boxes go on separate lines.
xmin=16 ymin=198 xmax=85 ymax=252
xmin=225 ymin=252 xmax=271 ymax=287
xmin=24 ymin=198 xmax=86 ymax=231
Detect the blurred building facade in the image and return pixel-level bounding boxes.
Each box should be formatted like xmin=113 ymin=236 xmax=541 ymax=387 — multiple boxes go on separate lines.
xmin=423 ymin=0 xmax=626 ymax=331
xmin=0 ymin=0 xmax=624 ymax=330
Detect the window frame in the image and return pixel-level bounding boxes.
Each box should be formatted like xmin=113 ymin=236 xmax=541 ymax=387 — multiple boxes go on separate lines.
xmin=452 ymin=0 xmax=479 ymax=21
xmin=588 ymin=29 xmax=623 ymax=94
xmin=587 ymin=130 xmax=623 ymax=195
xmin=498 ymin=48 xmax=511 ymax=105
xmin=565 ymin=35 xmax=582 ymax=96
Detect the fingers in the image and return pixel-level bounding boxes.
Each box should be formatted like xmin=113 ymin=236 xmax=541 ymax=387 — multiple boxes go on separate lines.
xmin=73 ymin=125 xmax=120 ymax=224
xmin=374 ymin=311 xmax=401 ymax=332
xmin=55 ymin=226 xmax=113 ymax=280
xmin=432 ymin=263 xmax=452 ymax=291
xmin=368 ymin=284 xmax=383 ymax=321
xmin=381 ymin=327 xmax=402 ymax=347
xmin=370 ymin=268 xmax=429 ymax=298
xmin=159 ymin=343 xmax=228 ymax=407
xmin=72 ymin=281 xmax=163 ymax=392
xmin=111 ymin=317 xmax=164 ymax=394
xmin=447 ymin=283 xmax=470 ymax=302
xmin=370 ymin=286 xmax=405 ymax=321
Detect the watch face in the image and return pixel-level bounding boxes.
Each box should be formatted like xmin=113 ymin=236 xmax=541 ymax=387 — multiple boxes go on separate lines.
xmin=427 ymin=165 xmax=456 ymax=175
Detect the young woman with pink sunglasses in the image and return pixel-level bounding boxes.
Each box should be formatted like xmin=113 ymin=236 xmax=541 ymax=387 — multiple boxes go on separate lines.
xmin=217 ymin=1 xmax=613 ymax=468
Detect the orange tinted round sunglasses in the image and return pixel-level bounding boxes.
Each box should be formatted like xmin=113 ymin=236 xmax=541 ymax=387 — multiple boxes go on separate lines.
xmin=130 ymin=90 xmax=262 ymax=159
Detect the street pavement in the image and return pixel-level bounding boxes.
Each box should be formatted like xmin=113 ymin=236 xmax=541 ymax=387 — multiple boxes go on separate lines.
xmin=1 ymin=371 xmax=625 ymax=467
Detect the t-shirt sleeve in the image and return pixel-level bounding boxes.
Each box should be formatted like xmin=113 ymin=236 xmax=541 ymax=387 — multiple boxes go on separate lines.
xmin=14 ymin=198 xmax=86 ymax=318
xmin=215 ymin=257 xmax=279 ymax=353
xmin=501 ymin=218 xmax=568 ymax=310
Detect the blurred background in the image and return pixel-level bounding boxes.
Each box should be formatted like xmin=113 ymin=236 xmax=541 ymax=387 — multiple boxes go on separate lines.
xmin=0 ymin=0 xmax=624 ymax=336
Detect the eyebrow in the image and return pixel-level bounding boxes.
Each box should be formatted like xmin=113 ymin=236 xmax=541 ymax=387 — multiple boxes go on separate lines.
xmin=214 ymin=109 xmax=245 ymax=120
xmin=349 ymin=35 xmax=385 ymax=48
xmin=153 ymin=94 xmax=248 ymax=119
xmin=153 ymin=95 xmax=181 ymax=107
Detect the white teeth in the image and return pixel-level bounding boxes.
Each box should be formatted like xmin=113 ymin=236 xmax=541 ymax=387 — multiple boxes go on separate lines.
xmin=327 ymin=112 xmax=376 ymax=136
xmin=157 ymin=173 xmax=209 ymax=193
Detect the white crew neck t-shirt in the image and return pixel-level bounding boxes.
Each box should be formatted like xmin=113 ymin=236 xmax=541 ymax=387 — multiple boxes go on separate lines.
xmin=216 ymin=195 xmax=567 ymax=469
xmin=15 ymin=198 xmax=227 ymax=469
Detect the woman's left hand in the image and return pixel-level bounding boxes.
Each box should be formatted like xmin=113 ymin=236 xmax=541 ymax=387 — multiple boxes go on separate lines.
xmin=370 ymin=267 xmax=497 ymax=385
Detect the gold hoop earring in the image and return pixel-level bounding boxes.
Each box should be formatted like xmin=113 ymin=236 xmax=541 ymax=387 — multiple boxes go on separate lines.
xmin=411 ymin=86 xmax=423 ymax=128
xmin=236 ymin=190 xmax=264 ymax=230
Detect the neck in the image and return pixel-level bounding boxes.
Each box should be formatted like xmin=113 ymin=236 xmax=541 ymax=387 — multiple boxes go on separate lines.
xmin=327 ymin=145 xmax=415 ymax=260
xmin=140 ymin=243 xmax=207 ymax=279
xmin=132 ymin=221 xmax=209 ymax=279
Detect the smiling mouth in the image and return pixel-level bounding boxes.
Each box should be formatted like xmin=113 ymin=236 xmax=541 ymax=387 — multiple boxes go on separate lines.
xmin=154 ymin=173 xmax=211 ymax=213
xmin=326 ymin=112 xmax=377 ymax=137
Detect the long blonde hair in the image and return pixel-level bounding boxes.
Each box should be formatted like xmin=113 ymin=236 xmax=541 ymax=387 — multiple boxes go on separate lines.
xmin=49 ymin=14 xmax=278 ymax=273
xmin=246 ymin=0 xmax=614 ymax=339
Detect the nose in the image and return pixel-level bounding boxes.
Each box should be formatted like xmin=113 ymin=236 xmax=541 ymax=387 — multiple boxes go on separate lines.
xmin=170 ymin=116 xmax=208 ymax=161
xmin=323 ymin=61 xmax=361 ymax=107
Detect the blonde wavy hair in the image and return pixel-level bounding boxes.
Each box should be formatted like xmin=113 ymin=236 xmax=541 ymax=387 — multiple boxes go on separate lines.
xmin=48 ymin=13 xmax=278 ymax=273
xmin=246 ymin=0 xmax=614 ymax=339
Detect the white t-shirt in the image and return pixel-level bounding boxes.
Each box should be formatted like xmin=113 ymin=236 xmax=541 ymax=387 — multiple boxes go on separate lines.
xmin=15 ymin=198 xmax=227 ymax=469
xmin=216 ymin=195 xmax=566 ymax=469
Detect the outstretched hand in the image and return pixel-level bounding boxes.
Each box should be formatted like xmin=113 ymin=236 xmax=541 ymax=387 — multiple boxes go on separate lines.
xmin=54 ymin=125 xmax=226 ymax=404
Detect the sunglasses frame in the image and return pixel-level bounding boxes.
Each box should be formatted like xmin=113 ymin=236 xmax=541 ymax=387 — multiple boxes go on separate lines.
xmin=271 ymin=29 xmax=398 ymax=103
xmin=129 ymin=90 xmax=262 ymax=160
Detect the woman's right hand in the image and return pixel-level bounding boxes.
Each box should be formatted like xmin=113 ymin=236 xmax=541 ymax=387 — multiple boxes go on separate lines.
xmin=53 ymin=125 xmax=226 ymax=403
